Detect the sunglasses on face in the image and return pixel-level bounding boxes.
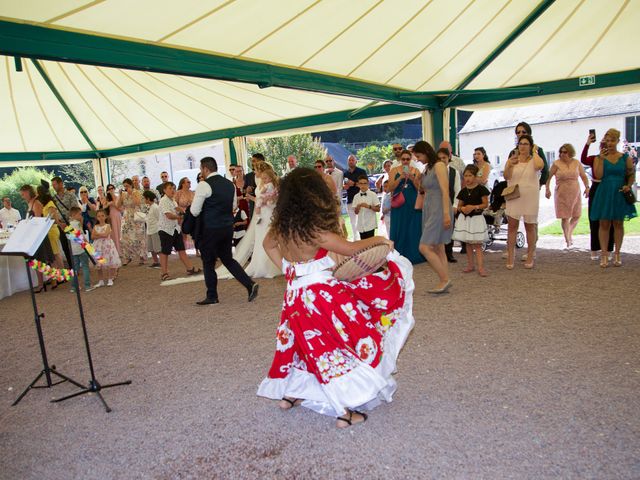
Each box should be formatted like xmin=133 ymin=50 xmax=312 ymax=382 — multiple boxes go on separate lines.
xmin=393 ymin=147 xmax=403 ymax=151
xmin=559 ymin=150 xmax=568 ymax=154
xmin=516 ymin=130 xmax=527 ymax=135
xmin=315 ymin=165 xmax=323 ymax=169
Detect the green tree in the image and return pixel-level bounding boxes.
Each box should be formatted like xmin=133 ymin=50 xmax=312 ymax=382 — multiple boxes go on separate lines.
xmin=247 ymin=134 xmax=326 ymax=175
xmin=0 ymin=166 xmax=53 ymax=216
xmin=355 ymin=144 xmax=393 ymax=174
xmin=58 ymin=161 xmax=95 ymax=191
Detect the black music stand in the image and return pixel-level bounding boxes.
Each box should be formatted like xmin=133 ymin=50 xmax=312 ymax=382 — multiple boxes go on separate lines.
xmin=2 ymin=219 xmax=131 ymax=412
xmin=3 ymin=252 xmax=86 ymax=405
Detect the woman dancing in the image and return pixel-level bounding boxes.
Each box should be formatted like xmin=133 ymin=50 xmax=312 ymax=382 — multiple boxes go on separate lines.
xmin=258 ymin=168 xmax=415 ymax=428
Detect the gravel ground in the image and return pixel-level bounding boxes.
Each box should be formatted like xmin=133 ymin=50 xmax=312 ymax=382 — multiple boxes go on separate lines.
xmin=0 ymin=235 xmax=639 ymax=480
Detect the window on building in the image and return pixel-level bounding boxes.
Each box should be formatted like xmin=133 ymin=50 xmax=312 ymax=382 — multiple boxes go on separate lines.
xmin=625 ymin=115 xmax=640 ymax=144
xmin=495 ymin=155 xmax=501 ymax=165
xmin=546 ymin=151 xmax=556 ymax=162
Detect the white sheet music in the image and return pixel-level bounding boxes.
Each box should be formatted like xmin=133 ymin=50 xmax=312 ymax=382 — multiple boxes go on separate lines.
xmin=1 ymin=217 xmax=54 ymax=257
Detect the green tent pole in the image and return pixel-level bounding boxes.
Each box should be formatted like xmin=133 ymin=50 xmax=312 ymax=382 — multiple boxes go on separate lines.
xmin=449 ymin=108 xmax=458 ymax=155
xmin=228 ymin=138 xmax=238 ymax=166
xmin=432 ymin=109 xmax=444 ymax=147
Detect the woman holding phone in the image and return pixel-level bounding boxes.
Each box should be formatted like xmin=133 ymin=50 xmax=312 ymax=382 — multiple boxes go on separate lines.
xmin=387 ymin=149 xmax=423 ymax=264
xmin=589 ymin=128 xmax=637 ymax=267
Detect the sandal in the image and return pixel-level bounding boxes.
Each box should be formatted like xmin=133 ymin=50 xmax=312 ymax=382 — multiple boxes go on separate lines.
xmin=336 ymin=410 xmax=368 ymax=429
xmin=279 ymin=397 xmax=303 ymax=410
xmin=123 ymin=258 xmax=132 ymax=267
xmin=478 ymin=268 xmax=488 ymax=277
xmin=186 ymin=267 xmax=202 ymax=275
xmin=161 ymin=273 xmax=172 ymax=282
xmin=462 ymin=266 xmax=475 ymax=273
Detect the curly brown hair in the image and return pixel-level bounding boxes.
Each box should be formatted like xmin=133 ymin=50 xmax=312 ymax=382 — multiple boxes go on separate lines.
xmin=271 ymin=167 xmax=341 ymax=244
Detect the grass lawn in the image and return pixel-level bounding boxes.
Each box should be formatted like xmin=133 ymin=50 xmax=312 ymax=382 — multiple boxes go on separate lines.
xmin=539 ymin=204 xmax=640 ymax=235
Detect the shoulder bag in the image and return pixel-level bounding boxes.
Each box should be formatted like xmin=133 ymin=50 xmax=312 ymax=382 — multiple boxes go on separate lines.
xmin=391 ymin=178 xmax=408 ymax=208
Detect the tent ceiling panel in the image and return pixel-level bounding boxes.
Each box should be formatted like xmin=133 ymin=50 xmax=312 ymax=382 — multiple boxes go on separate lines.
xmin=386 ymin=0 xmax=537 ymax=91
xmin=51 ymin=0 xmax=228 ymax=42
xmin=0 ymin=58 xmax=90 ymax=152
xmin=0 ymin=0 xmax=89 ymax=23
xmin=240 ymin=0 xmax=383 ymax=68
xmin=165 ymin=0 xmax=320 ymax=56
xmin=467 ymin=0 xmax=636 ymax=89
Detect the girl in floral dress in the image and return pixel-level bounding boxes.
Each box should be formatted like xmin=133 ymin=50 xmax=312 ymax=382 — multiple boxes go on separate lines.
xmin=91 ymin=209 xmax=122 ymax=287
xmin=259 ymin=168 xmax=415 ymax=428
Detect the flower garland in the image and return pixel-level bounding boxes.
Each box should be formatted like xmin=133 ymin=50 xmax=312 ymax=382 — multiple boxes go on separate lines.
xmin=64 ymin=226 xmax=106 ymax=264
xmin=28 ymin=260 xmax=74 ymax=282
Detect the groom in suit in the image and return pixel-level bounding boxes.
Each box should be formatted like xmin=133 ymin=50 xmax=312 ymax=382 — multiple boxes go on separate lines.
xmin=191 ymin=157 xmax=259 ymax=305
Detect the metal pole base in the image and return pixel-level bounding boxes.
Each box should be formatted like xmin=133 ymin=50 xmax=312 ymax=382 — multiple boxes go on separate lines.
xmin=51 ymin=378 xmax=132 ymax=413
xmin=12 ymin=365 xmax=85 ymax=406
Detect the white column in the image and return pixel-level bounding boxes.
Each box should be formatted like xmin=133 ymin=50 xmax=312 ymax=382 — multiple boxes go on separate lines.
xmin=421 ymin=110 xmax=433 ymax=144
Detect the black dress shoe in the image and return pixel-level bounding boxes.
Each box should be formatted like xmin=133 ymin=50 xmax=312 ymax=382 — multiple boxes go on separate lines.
xmin=196 ymin=298 xmax=219 ymax=305
xmin=248 ymin=283 xmax=259 ymax=302
xmin=447 ymin=256 xmax=458 ymax=263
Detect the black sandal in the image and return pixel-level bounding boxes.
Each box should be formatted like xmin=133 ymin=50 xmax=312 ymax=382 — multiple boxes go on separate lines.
xmin=336 ymin=410 xmax=368 ymax=428
xmin=280 ymin=397 xmax=302 ymax=409
xmin=161 ymin=273 xmax=172 ymax=282
xmin=186 ymin=267 xmax=202 ymax=275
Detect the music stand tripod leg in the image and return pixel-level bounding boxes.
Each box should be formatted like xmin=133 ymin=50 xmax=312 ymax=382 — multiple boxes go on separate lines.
xmin=12 ymin=260 xmax=82 ymax=406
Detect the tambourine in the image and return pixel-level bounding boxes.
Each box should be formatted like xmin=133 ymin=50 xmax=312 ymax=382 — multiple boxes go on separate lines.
xmin=331 ymin=243 xmax=391 ymax=282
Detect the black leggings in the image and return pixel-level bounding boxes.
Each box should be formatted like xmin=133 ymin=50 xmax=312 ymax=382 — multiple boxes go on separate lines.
xmin=588 ymin=181 xmax=614 ymax=252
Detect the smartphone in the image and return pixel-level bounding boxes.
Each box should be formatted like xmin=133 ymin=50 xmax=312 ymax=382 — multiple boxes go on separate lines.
xmin=403 ymin=165 xmax=410 ymax=173
xmin=589 ymin=129 xmax=596 ymax=141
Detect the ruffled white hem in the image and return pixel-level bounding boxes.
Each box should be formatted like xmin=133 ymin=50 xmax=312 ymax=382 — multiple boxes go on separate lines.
xmin=256 ymin=250 xmax=415 ymax=417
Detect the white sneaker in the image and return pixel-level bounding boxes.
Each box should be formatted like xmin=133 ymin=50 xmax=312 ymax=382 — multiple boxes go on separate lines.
xmin=107 ymin=279 xmax=114 ymax=287
xmin=85 ymin=285 xmax=97 ymax=292
xmin=95 ymin=280 xmax=105 ymax=288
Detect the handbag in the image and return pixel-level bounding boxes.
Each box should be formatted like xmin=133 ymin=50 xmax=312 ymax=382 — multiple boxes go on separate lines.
xmin=622 ymin=188 xmax=636 ymax=205
xmin=415 ymin=190 xmax=425 ymax=210
xmin=391 ymin=178 xmax=408 ymax=208
xmin=502 ymin=184 xmax=520 ymax=201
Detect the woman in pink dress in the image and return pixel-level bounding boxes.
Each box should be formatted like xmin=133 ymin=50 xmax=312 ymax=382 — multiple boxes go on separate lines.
xmin=504 ymin=134 xmax=544 ymax=269
xmin=174 ymin=177 xmax=195 ymax=250
xmin=545 ymin=144 xmax=590 ymax=249
xmin=106 ymin=184 xmax=122 ymax=255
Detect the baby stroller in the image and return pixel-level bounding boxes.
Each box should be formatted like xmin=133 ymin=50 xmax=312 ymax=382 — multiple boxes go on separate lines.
xmin=482 ymin=181 xmax=525 ymax=251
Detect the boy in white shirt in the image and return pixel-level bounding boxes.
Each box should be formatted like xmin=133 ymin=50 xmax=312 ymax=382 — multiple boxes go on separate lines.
xmin=354 ymin=175 xmax=380 ymax=239
xmin=158 ymin=182 xmax=201 ymax=281
xmin=142 ymin=190 xmax=161 ymax=268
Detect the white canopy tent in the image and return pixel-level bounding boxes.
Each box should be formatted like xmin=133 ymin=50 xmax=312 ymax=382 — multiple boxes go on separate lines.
xmin=0 ymin=0 xmax=638 ymax=185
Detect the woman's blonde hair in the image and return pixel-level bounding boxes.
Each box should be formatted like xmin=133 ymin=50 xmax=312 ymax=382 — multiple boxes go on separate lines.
xmin=605 ymin=128 xmax=621 ymax=143
xmin=559 ymin=143 xmax=576 ymax=157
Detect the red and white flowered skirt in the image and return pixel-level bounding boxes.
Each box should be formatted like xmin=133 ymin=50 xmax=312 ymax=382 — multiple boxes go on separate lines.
xmin=257 ymin=250 xmax=414 ymax=417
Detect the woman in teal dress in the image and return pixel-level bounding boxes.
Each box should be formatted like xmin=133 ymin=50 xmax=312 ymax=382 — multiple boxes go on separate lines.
xmin=387 ymin=149 xmax=424 ymax=264
xmin=590 ymin=128 xmax=637 ymax=267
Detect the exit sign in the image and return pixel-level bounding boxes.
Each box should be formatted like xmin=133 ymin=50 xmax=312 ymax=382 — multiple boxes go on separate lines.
xmin=579 ymin=75 xmax=596 ymax=87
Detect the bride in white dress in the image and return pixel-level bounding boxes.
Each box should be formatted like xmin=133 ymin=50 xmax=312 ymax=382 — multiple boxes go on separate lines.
xmin=216 ymin=163 xmax=282 ymax=279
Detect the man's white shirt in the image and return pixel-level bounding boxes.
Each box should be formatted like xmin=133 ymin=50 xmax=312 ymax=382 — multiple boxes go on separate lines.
xmin=0 ymin=207 xmax=21 ymax=226
xmin=191 ymin=172 xmax=237 ymax=217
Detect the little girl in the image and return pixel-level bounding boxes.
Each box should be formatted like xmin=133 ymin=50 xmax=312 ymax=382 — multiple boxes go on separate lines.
xmin=91 ymin=209 xmax=122 ymax=286
xmin=255 ymin=167 xmax=279 ymax=221
xmin=452 ymin=164 xmax=490 ymax=276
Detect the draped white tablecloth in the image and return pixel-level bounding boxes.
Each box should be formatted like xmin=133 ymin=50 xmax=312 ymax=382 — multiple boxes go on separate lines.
xmin=0 ymin=244 xmax=35 ymax=300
